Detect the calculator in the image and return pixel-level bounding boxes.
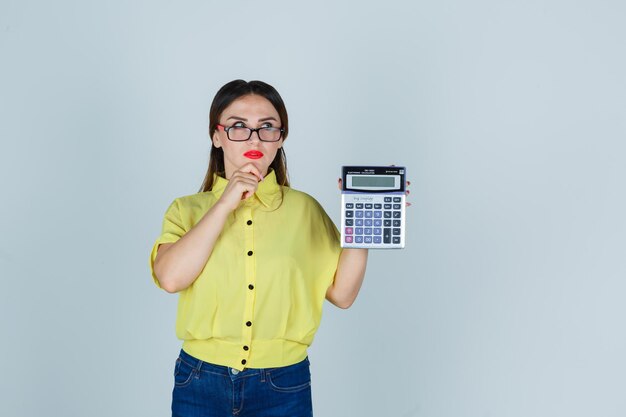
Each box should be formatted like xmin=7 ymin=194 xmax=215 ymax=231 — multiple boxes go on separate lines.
xmin=340 ymin=166 xmax=406 ymax=249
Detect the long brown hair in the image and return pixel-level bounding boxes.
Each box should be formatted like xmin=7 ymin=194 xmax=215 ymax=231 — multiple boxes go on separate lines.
xmin=199 ymin=80 xmax=290 ymax=192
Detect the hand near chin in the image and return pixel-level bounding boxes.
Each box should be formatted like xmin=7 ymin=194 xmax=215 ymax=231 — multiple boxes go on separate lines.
xmin=217 ymin=164 xmax=265 ymax=212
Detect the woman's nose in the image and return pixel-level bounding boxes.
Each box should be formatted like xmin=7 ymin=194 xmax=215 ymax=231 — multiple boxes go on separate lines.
xmin=248 ymin=130 xmax=262 ymax=144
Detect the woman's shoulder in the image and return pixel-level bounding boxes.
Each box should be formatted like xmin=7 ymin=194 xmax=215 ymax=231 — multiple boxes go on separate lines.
xmin=282 ymin=187 xmax=337 ymax=233
xmin=168 ymin=191 xmax=217 ymax=211
xmin=282 ymin=186 xmax=333 ymax=219
xmin=282 ymin=186 xmax=323 ymax=207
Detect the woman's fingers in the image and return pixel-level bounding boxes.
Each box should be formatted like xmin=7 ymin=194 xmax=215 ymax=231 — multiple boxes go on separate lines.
xmin=228 ymin=164 xmax=264 ymax=200
xmin=405 ymin=179 xmax=411 ymax=207
xmin=337 ymin=178 xmax=343 ymax=191
xmin=230 ymin=171 xmax=261 ymax=185
xmin=216 ymin=164 xmax=270 ymax=210
xmin=218 ymin=170 xmax=262 ymax=210
xmin=237 ymin=163 xmax=264 ymax=182
xmin=233 ymin=176 xmax=259 ymax=199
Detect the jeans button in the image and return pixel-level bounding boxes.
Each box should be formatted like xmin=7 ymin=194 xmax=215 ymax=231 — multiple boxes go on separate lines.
xmin=231 ymin=368 xmax=239 ymax=375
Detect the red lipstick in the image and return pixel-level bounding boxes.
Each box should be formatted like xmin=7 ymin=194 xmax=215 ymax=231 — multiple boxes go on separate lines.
xmin=244 ymin=150 xmax=264 ymax=159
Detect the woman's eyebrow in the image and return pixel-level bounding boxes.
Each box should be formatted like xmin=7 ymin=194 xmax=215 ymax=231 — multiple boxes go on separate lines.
xmin=226 ymin=116 xmax=277 ymax=122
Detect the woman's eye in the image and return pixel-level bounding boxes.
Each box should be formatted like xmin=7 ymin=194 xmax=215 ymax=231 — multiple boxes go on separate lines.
xmin=261 ymin=123 xmax=273 ymax=128
xmin=232 ymin=121 xmax=246 ymax=128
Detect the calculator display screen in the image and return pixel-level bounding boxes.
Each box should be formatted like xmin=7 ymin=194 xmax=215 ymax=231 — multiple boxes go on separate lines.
xmin=351 ymin=176 xmax=396 ymax=187
xmin=347 ymin=174 xmax=400 ymax=191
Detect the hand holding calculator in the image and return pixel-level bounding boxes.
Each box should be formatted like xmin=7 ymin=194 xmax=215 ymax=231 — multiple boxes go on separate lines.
xmin=340 ymin=166 xmax=406 ymax=249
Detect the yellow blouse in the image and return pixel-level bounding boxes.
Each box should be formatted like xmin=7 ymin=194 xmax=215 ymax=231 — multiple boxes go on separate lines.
xmin=149 ymin=170 xmax=342 ymax=370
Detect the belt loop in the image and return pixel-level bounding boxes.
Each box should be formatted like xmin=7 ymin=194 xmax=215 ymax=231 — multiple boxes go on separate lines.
xmin=195 ymin=357 xmax=203 ymax=372
xmin=260 ymin=367 xmax=266 ymax=383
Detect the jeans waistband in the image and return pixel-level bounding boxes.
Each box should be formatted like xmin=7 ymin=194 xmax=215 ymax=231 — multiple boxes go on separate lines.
xmin=178 ymin=348 xmax=310 ymax=379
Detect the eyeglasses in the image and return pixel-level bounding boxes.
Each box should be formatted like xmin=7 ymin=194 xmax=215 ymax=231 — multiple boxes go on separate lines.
xmin=216 ymin=124 xmax=284 ymax=142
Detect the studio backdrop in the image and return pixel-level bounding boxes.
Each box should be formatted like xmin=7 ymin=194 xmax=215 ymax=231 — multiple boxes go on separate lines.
xmin=1 ymin=1 xmax=625 ymax=416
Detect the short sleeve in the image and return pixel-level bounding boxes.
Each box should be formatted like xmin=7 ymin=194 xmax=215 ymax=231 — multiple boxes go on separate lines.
xmin=149 ymin=199 xmax=187 ymax=289
xmin=311 ymin=200 xmax=343 ymax=290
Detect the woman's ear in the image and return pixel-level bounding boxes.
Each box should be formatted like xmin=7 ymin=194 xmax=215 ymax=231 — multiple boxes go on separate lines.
xmin=209 ymin=126 xmax=222 ymax=148
xmin=212 ymin=133 xmax=222 ymax=148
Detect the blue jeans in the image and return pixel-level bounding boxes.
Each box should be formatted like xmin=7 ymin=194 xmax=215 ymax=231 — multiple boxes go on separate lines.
xmin=171 ymin=348 xmax=313 ymax=417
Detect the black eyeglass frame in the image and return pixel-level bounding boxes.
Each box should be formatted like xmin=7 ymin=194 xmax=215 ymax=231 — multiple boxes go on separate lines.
xmin=216 ymin=124 xmax=285 ymax=142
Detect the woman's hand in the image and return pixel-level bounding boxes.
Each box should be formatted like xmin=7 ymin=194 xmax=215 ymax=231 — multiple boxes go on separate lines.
xmin=216 ymin=163 xmax=264 ymax=212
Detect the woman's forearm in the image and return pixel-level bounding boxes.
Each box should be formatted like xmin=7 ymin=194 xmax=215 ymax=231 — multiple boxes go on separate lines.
xmin=326 ymin=248 xmax=368 ymax=309
xmin=153 ymin=201 xmax=231 ymax=293
xmin=154 ymin=167 xmax=264 ymax=293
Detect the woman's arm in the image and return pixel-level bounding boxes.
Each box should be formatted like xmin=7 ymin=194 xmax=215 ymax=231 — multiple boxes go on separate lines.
xmin=153 ymin=202 xmax=231 ymax=293
xmin=153 ymin=164 xmax=263 ymax=293
xmin=325 ymin=248 xmax=368 ymax=309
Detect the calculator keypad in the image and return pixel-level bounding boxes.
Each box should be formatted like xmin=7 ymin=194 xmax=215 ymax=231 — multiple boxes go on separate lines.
xmin=341 ymin=194 xmax=405 ymax=248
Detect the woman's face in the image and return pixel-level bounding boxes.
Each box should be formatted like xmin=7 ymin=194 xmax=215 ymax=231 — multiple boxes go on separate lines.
xmin=213 ymin=94 xmax=284 ymax=179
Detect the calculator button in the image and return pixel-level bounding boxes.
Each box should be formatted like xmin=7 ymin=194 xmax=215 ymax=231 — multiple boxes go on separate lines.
xmin=393 ymin=220 xmax=401 ymax=227
xmin=356 ymin=203 xmax=364 ymax=209
xmin=364 ymin=219 xmax=373 ymax=226
xmin=355 ymin=219 xmax=364 ymax=226
xmin=345 ymin=227 xmax=353 ymax=235
xmin=393 ymin=211 xmax=401 ymax=218
xmin=345 ymin=236 xmax=353 ymax=243
xmin=393 ymin=204 xmax=402 ymax=210
xmin=374 ymin=219 xmax=382 ymax=227
xmin=355 ymin=236 xmax=364 ymax=244
xmin=373 ymin=228 xmax=382 ymax=235
xmin=364 ymin=211 xmax=373 ymax=218
xmin=355 ymin=227 xmax=363 ymax=235
xmin=393 ymin=237 xmax=401 ymax=244
xmin=345 ymin=203 xmax=354 ymax=209
xmin=384 ymin=204 xmax=392 ymax=209
xmin=346 ymin=219 xmax=354 ymax=226
xmin=365 ymin=203 xmax=373 ymax=209
xmin=374 ymin=204 xmax=382 ymax=209
xmin=345 ymin=211 xmax=354 ymax=218
xmin=384 ymin=197 xmax=392 ymax=202
xmin=383 ymin=228 xmax=391 ymax=243
xmin=374 ymin=211 xmax=382 ymax=218
xmin=384 ymin=212 xmax=392 ymax=218
xmin=393 ymin=197 xmax=402 ymax=202
xmin=355 ymin=211 xmax=364 ymax=218
xmin=384 ymin=220 xmax=391 ymax=227
xmin=364 ymin=236 xmax=373 ymax=244
xmin=364 ymin=228 xmax=372 ymax=235
xmin=373 ymin=236 xmax=382 ymax=244
xmin=393 ymin=228 xmax=401 ymax=235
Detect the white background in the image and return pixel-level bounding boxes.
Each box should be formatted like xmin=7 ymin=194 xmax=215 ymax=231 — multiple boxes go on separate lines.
xmin=1 ymin=1 xmax=625 ymax=416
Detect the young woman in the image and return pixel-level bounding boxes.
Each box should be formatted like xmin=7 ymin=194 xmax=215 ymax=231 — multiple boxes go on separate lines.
xmin=150 ymin=80 xmax=398 ymax=417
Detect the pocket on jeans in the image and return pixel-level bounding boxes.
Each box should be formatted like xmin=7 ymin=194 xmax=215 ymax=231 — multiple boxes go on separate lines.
xmin=267 ymin=361 xmax=311 ymax=393
xmin=173 ymin=357 xmax=195 ymax=388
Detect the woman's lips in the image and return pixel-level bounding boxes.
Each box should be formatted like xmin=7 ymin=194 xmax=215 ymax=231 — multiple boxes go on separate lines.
xmin=244 ymin=150 xmax=264 ymax=159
